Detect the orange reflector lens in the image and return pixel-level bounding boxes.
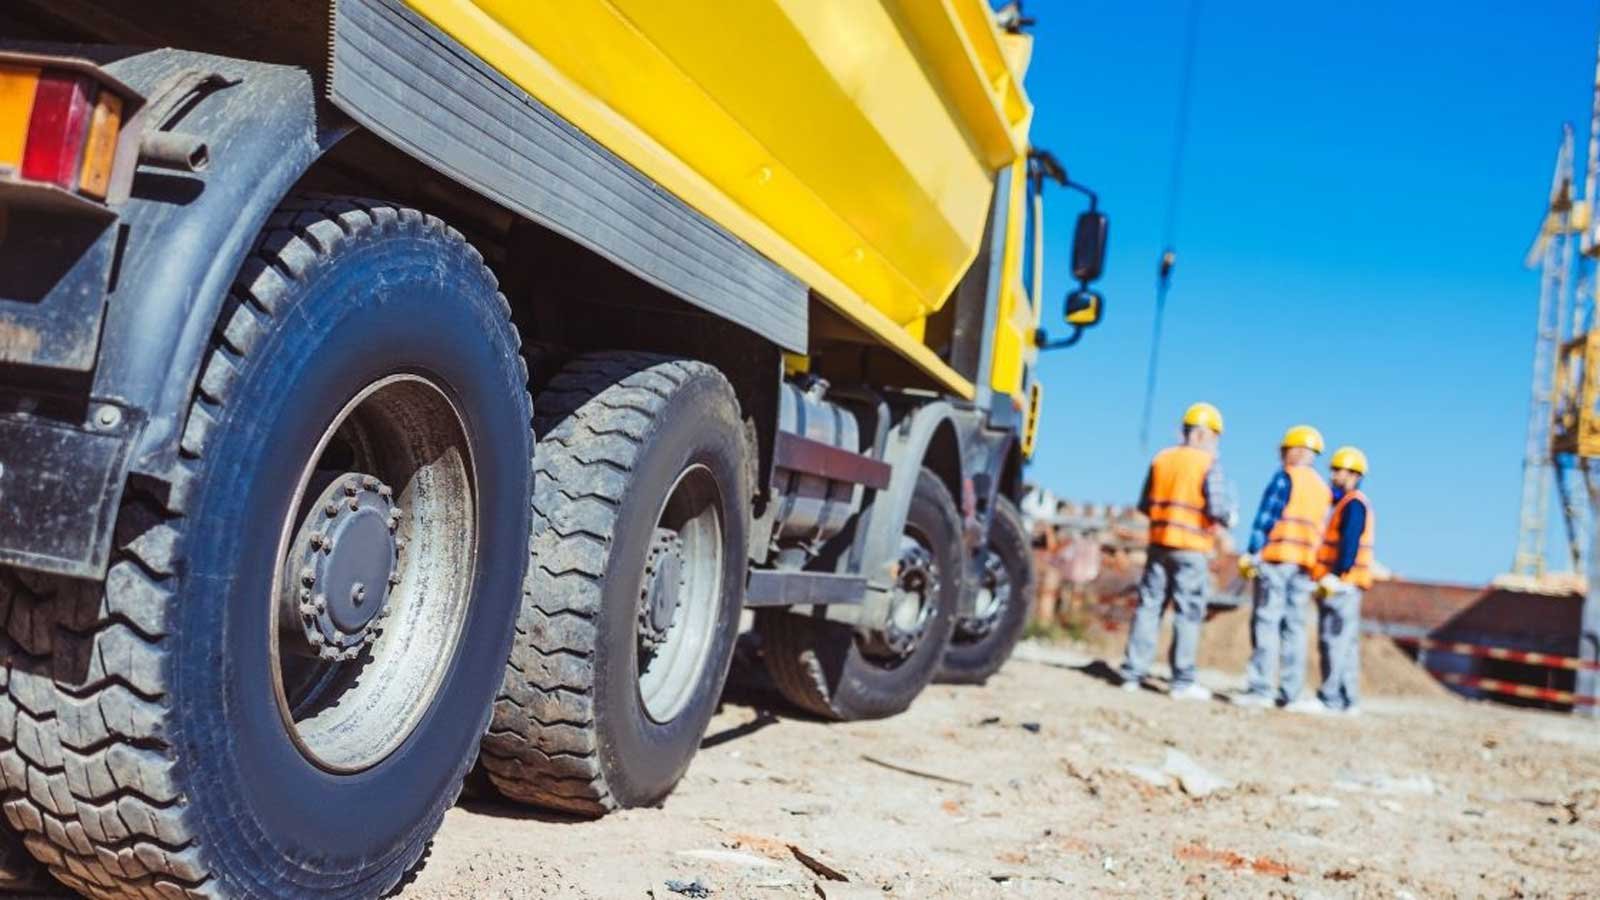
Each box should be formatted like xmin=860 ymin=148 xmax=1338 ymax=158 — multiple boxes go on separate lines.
xmin=77 ymin=91 xmax=122 ymax=199
xmin=0 ymin=64 xmax=40 ymax=171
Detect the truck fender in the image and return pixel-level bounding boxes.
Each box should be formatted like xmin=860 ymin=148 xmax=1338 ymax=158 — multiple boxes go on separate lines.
xmin=90 ymin=49 xmax=350 ymax=489
xmin=0 ymin=48 xmax=348 ymax=579
xmin=853 ymin=402 xmax=966 ymax=606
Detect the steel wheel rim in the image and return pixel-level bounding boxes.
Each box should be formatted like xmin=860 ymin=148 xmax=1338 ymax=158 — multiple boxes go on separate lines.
xmin=268 ymin=374 xmax=478 ymax=773
xmin=863 ymin=528 xmax=940 ymax=663
xmin=957 ymin=548 xmax=1011 ymax=641
xmin=637 ymin=463 xmax=724 ymax=724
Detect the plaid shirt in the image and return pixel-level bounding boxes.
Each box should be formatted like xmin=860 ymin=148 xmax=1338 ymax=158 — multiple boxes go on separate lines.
xmin=1245 ymin=469 xmax=1293 ymax=555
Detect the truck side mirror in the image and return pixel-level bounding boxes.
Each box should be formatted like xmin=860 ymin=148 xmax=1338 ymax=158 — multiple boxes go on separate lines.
xmin=1072 ymin=211 xmax=1108 ymax=283
xmin=1064 ymin=288 xmax=1102 ymax=327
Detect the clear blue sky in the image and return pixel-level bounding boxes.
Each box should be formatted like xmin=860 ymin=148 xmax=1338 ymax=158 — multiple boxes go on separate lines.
xmin=1020 ymin=1 xmax=1600 ymax=584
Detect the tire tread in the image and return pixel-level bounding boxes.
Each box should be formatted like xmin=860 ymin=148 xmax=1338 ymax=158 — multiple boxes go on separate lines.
xmin=480 ymin=351 xmax=730 ymax=816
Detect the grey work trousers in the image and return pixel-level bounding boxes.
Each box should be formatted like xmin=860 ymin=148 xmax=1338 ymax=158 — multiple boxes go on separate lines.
xmin=1316 ymin=583 xmax=1363 ymax=711
xmin=1120 ymin=546 xmax=1210 ymax=689
xmin=1244 ymin=561 xmax=1314 ymax=703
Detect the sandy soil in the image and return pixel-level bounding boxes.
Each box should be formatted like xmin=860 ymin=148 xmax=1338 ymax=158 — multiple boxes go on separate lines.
xmin=401 ymin=638 xmax=1600 ymax=899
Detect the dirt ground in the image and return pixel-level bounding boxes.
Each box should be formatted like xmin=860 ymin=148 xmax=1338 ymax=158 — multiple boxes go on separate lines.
xmin=400 ymin=635 xmax=1600 ymax=899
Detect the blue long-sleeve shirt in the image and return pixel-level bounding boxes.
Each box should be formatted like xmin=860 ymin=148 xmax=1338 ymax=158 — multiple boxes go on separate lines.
xmin=1245 ymin=470 xmax=1293 ymax=555
xmin=1329 ymin=489 xmax=1367 ymax=577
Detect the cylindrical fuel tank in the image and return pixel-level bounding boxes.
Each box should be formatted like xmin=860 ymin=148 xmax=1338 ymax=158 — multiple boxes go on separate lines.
xmin=772 ymin=381 xmax=863 ymax=548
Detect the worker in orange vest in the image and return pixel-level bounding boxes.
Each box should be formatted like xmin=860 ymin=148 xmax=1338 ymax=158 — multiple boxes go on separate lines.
xmin=1119 ymin=402 xmax=1237 ymax=700
xmin=1233 ymin=426 xmax=1332 ymax=708
xmin=1290 ymin=446 xmax=1375 ymax=715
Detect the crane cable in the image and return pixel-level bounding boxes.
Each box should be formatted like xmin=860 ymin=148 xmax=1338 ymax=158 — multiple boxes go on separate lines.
xmin=1138 ymin=0 xmax=1204 ymax=451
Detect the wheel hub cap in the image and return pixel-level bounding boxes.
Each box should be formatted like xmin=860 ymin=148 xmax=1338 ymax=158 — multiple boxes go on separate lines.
xmin=283 ymin=474 xmax=401 ymax=659
xmin=882 ymin=543 xmax=936 ymax=656
xmin=957 ymin=549 xmax=1010 ymax=640
xmin=638 ymin=528 xmax=684 ymax=653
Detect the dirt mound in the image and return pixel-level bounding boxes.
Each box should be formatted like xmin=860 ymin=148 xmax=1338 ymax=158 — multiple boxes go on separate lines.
xmin=1359 ymin=633 xmax=1452 ymax=698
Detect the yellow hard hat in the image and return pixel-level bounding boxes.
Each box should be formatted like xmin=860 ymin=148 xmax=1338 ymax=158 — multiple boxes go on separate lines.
xmin=1182 ymin=402 xmax=1224 ymax=434
xmin=1329 ymin=446 xmax=1369 ymax=475
xmin=1281 ymin=425 xmax=1325 ymax=453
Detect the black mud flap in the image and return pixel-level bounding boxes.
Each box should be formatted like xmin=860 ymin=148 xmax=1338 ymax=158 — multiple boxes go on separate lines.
xmin=0 ymin=414 xmax=131 ymax=578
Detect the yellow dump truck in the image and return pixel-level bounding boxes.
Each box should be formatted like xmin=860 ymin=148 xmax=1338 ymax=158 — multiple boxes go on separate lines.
xmin=0 ymin=2 xmax=1106 ymax=895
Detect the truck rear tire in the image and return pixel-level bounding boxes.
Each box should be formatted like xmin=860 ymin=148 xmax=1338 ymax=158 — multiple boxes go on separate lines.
xmin=480 ymin=352 xmax=750 ymax=816
xmin=0 ymin=196 xmax=533 ymax=898
xmin=937 ymin=495 xmax=1034 ymax=684
xmin=757 ymin=468 xmax=961 ymax=720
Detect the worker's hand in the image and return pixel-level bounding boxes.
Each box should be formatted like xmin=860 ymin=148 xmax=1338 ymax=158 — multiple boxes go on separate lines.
xmin=1236 ymin=554 xmax=1259 ymax=580
xmin=1315 ymin=573 xmax=1343 ymax=599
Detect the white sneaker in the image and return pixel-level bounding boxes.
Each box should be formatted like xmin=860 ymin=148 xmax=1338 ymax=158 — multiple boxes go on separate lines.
xmin=1231 ymin=692 xmax=1273 ymax=709
xmin=1118 ymin=677 xmax=1142 ymax=693
xmin=1284 ymin=698 xmax=1331 ymax=715
xmin=1169 ymin=684 xmax=1213 ymax=702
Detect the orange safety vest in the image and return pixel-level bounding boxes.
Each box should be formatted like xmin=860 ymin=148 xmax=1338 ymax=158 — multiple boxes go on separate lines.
xmin=1146 ymin=445 xmax=1217 ymax=552
xmin=1312 ymin=490 xmax=1376 ymax=589
xmin=1260 ymin=465 xmax=1332 ymax=569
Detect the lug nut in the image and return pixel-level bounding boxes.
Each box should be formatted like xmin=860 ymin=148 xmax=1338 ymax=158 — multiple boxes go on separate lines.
xmin=308 ymin=631 xmax=325 ymax=645
xmin=364 ymin=631 xmax=378 ymax=645
xmin=377 ymin=484 xmax=393 ymax=498
xmin=348 ymin=497 xmax=361 ymax=511
xmin=344 ymin=478 xmax=360 ymax=496
xmin=324 ymin=502 xmax=339 ymax=517
xmin=319 ymin=645 xmax=339 ymax=660
xmin=299 ymin=601 xmax=316 ymax=616
xmin=300 ymin=567 xmax=316 ymax=587
xmin=362 ymin=475 xmax=380 ymax=490
xmin=313 ymin=594 xmax=328 ymax=613
xmin=394 ymin=537 xmax=407 ymax=552
xmin=343 ymin=647 xmax=361 ymax=661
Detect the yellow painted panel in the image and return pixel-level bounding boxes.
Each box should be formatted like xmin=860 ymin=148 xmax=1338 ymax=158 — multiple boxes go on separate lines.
xmin=989 ymin=156 xmax=1031 ymax=397
xmin=0 ymin=65 xmax=40 ymax=171
xmin=400 ymin=0 xmax=1035 ymax=398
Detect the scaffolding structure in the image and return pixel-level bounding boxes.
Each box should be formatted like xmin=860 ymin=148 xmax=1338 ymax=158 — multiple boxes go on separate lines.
xmin=1511 ymin=39 xmax=1600 ymax=584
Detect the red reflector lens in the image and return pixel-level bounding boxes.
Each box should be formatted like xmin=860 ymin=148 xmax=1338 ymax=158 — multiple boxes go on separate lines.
xmin=21 ymin=73 xmax=93 ymax=190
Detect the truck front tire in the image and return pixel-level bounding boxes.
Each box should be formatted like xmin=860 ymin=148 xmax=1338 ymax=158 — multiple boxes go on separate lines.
xmin=481 ymin=352 xmax=750 ymax=816
xmin=0 ymin=196 xmax=533 ymax=898
xmin=937 ymin=495 xmax=1034 ymax=684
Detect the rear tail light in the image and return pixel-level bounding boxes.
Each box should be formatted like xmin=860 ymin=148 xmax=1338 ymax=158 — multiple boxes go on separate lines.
xmin=21 ymin=73 xmax=94 ymax=189
xmin=0 ymin=54 xmax=140 ymax=209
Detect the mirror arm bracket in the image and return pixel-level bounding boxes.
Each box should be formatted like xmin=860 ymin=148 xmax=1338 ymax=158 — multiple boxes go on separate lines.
xmin=1035 ymin=326 xmax=1086 ymax=351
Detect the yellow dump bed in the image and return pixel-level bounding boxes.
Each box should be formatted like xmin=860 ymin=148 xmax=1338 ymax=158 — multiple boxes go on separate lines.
xmin=402 ymin=0 xmax=1037 ymax=397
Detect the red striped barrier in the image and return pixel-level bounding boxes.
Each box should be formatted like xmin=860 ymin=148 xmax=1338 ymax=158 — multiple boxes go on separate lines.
xmin=1389 ymin=635 xmax=1600 ymax=672
xmin=1434 ymin=672 xmax=1599 ymax=707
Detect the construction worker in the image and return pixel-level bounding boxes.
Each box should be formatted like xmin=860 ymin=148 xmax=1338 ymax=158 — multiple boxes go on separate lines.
xmin=1291 ymin=446 xmax=1375 ymax=715
xmin=1119 ymin=402 xmax=1237 ymax=700
xmin=1234 ymin=426 xmax=1332 ymax=708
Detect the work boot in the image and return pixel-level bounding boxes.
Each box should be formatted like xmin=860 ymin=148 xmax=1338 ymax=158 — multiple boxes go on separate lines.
xmin=1284 ymin=697 xmax=1331 ymax=715
xmin=1230 ymin=692 xmax=1273 ymax=709
xmin=1168 ymin=683 xmax=1212 ymax=702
